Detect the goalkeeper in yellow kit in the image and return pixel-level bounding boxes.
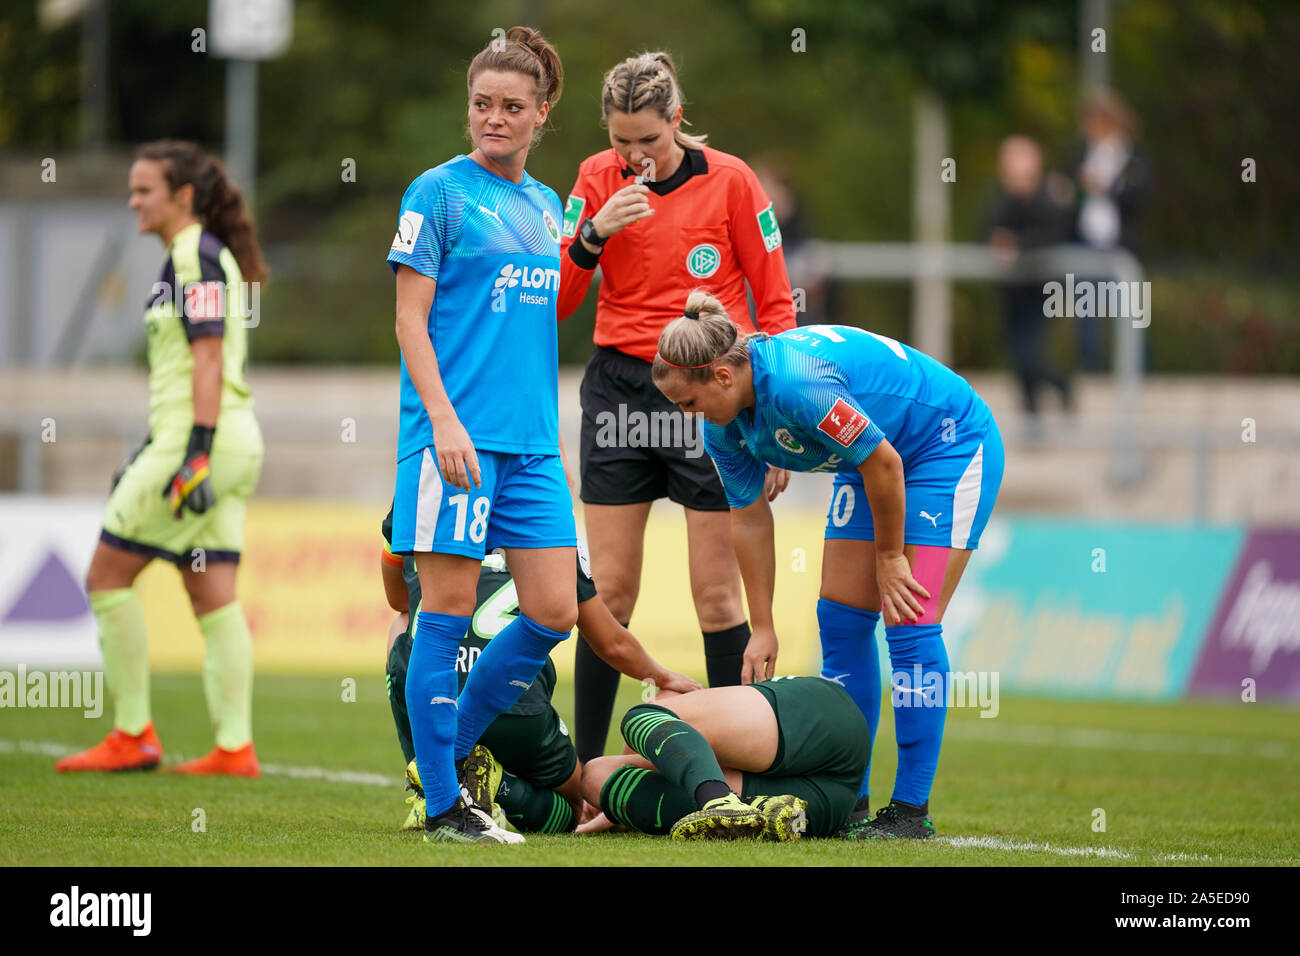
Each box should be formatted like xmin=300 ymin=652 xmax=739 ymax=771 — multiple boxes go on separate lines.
xmin=57 ymin=140 xmax=265 ymax=777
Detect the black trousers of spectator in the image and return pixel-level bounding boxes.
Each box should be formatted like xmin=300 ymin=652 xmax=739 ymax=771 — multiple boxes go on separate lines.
xmin=1004 ymin=287 xmax=1072 ymax=415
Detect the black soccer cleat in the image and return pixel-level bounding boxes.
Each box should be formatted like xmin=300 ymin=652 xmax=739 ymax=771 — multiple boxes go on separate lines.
xmin=858 ymin=800 xmax=936 ymax=840
xmin=423 ymin=796 xmax=520 ymax=844
xmin=835 ymin=796 xmax=873 ymax=839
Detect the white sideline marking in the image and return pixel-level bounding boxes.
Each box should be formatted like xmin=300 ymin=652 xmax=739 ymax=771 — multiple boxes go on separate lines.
xmin=946 ymin=722 xmax=1292 ymax=760
xmin=9 ymin=737 xmax=1294 ymax=864
xmin=0 ymin=739 xmax=395 ymax=788
xmin=941 ymin=836 xmax=1132 ymax=859
xmin=939 ymin=835 xmax=1229 ymax=863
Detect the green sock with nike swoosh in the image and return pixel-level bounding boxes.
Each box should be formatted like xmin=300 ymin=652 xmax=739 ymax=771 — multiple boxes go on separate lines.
xmin=600 ymin=765 xmax=697 ymax=835
xmin=620 ymin=703 xmax=731 ymax=807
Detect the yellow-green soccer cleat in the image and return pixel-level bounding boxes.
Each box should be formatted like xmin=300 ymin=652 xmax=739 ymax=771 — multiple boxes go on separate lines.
xmin=402 ymin=791 xmax=426 ymax=831
xmin=750 ymin=795 xmax=809 ymax=842
xmin=669 ymin=793 xmax=767 ymax=841
xmin=402 ymin=760 xmax=427 ymax=831
xmin=458 ymin=744 xmax=503 ymax=814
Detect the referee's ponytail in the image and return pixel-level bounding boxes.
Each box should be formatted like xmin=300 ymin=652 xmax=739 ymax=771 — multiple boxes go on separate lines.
xmin=136 ymin=140 xmax=267 ymax=286
xmin=467 ymin=25 xmax=564 ymax=141
xmin=652 ymin=290 xmax=761 ymax=385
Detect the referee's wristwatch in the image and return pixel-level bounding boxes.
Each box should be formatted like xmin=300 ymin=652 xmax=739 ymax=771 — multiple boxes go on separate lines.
xmin=579 ymin=217 xmax=608 ymax=249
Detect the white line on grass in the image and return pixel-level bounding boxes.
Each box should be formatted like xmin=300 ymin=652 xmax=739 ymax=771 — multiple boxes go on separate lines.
xmin=938 ymin=835 xmax=1227 ymax=863
xmin=945 ymin=722 xmax=1291 ymax=760
xmin=8 ymin=738 xmax=1293 ymax=864
xmin=0 ymin=739 xmax=395 ymax=788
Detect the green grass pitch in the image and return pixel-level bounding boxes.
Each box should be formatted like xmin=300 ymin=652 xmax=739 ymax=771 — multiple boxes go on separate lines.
xmin=2 ymin=675 xmax=1296 ymax=866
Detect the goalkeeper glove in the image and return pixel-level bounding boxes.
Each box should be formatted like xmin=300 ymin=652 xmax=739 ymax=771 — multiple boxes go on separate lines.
xmin=111 ymin=434 xmax=151 ymax=493
xmin=164 ymin=425 xmax=216 ymax=519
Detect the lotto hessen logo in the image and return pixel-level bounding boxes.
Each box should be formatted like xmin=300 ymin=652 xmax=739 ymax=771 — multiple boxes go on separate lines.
xmin=686 ymin=244 xmax=720 ymax=278
xmin=491 ymin=263 xmax=561 ymax=312
xmin=561 ymin=195 xmax=585 ymax=238
xmin=817 ymin=399 xmax=870 ymax=447
xmin=542 ymin=209 xmax=561 ymax=243
xmin=757 ymin=202 xmax=782 ymax=252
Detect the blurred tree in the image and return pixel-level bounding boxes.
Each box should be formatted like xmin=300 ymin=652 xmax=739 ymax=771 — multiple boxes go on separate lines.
xmin=0 ymin=0 xmax=1294 ymax=370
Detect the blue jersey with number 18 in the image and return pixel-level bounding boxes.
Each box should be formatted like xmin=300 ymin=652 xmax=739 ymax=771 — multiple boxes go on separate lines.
xmin=387 ymin=155 xmax=564 ymax=461
xmin=702 ymin=325 xmax=994 ymax=508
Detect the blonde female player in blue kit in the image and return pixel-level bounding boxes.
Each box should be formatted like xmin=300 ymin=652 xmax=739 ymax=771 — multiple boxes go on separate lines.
xmin=387 ymin=27 xmax=577 ymax=844
xmin=652 ymin=290 xmax=1005 ymax=840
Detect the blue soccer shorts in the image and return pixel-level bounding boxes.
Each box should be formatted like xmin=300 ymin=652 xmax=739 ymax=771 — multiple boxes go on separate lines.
xmin=823 ymin=419 xmax=1004 ymax=550
xmin=391 ymin=448 xmax=577 ymax=557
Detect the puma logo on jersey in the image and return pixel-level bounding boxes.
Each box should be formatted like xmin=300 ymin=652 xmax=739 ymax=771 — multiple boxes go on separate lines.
xmin=920 ymin=510 xmax=942 ymax=528
xmin=478 ymin=204 xmax=503 ymax=224
xmin=429 ymin=696 xmax=457 ymax=707
xmin=509 ymin=680 xmax=530 ymax=690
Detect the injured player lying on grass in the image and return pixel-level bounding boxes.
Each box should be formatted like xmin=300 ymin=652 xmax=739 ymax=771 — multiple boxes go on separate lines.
xmin=578 ymin=676 xmax=871 ymax=841
xmin=382 ymin=529 xmax=700 ymax=837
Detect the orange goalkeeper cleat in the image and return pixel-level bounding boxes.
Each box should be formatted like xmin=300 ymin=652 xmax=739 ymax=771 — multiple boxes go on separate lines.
xmin=166 ymin=742 xmax=260 ymax=778
xmin=55 ymin=724 xmax=163 ymax=772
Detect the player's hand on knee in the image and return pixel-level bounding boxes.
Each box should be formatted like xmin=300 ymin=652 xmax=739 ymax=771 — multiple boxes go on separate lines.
xmin=877 ymin=552 xmax=930 ymax=625
xmin=654 ymin=669 xmax=703 ymax=696
xmin=764 ymin=466 xmax=790 ymax=502
xmin=431 ymin=414 xmax=481 ymax=491
xmin=742 ymin=625 xmax=778 ymax=684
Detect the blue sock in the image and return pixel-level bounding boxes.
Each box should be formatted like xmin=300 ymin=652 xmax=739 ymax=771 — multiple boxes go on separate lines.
xmin=454 ymin=613 xmax=569 ymax=761
xmin=406 ymin=610 xmax=470 ymax=818
xmin=817 ymin=598 xmax=881 ymax=800
xmin=885 ymin=622 xmax=949 ymax=808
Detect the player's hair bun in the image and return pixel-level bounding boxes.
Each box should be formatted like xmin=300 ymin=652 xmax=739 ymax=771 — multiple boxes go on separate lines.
xmin=652 ymin=290 xmax=749 ymax=384
xmin=466 ymin=25 xmax=564 ymax=125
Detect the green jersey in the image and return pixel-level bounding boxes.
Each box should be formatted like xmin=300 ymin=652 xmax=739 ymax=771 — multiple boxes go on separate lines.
xmin=144 ymin=222 xmax=254 ymax=444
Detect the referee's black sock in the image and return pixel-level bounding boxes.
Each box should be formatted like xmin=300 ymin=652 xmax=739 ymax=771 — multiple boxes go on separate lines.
xmin=703 ymin=621 xmax=751 ymax=687
xmin=574 ymin=630 xmax=621 ymax=763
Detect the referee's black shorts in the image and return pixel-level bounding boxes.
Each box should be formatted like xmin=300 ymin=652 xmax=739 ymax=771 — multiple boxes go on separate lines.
xmin=578 ymin=345 xmax=729 ymax=511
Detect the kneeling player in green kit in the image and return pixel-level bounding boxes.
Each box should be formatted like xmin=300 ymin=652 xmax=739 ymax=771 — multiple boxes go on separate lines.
xmin=381 ymin=508 xmax=699 ymax=834
xmin=580 ymin=677 xmax=870 ymax=841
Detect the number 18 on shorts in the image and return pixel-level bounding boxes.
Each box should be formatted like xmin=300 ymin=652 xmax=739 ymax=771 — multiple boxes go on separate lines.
xmin=391 ymin=447 xmax=576 ymax=557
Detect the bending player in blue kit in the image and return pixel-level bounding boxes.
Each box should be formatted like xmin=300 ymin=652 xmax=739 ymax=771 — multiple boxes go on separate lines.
xmin=387 ymin=27 xmax=576 ymax=844
xmin=652 ymin=290 xmax=1005 ymax=839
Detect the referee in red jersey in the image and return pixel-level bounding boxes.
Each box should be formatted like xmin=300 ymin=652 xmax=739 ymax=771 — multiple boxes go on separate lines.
xmin=558 ymin=52 xmax=796 ymax=762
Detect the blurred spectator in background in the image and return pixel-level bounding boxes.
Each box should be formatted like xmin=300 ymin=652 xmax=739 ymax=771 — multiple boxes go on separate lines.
xmin=983 ymin=135 xmax=1073 ymax=438
xmin=752 ymin=159 xmax=833 ymax=326
xmin=1070 ymin=88 xmax=1151 ymax=371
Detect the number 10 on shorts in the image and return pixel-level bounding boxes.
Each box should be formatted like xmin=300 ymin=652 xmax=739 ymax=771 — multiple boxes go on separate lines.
xmin=449 ymin=494 xmax=490 ymax=543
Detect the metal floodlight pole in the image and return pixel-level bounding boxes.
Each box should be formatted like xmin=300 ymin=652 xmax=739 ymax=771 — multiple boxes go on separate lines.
xmin=225 ymin=58 xmax=258 ymax=211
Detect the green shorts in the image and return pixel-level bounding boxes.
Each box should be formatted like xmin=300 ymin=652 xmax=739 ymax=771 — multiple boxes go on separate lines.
xmin=740 ymin=676 xmax=870 ymax=837
xmin=101 ymin=422 xmax=263 ymax=564
xmin=481 ymin=707 xmax=578 ymax=792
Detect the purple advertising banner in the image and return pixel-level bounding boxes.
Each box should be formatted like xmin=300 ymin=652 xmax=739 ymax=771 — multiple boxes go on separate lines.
xmin=1187 ymin=529 xmax=1300 ymax=703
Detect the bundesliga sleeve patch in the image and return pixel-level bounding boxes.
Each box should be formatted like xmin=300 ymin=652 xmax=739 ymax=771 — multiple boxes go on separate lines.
xmin=817 ymin=399 xmax=870 ymax=447
xmin=184 ymin=281 xmax=226 ymax=322
xmin=390 ymin=210 xmax=424 ymax=253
